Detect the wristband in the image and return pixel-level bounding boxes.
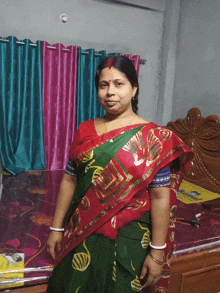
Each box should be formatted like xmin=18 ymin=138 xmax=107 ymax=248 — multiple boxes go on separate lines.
xmin=149 ymin=242 xmax=167 ymax=250
xmin=149 ymin=252 xmax=164 ymax=265
xmin=49 ymin=227 xmax=64 ymax=232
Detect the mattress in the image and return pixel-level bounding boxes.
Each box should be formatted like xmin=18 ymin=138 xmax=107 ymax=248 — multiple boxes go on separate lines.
xmin=0 ymin=170 xmax=64 ymax=290
xmin=174 ymin=181 xmax=220 ymax=257
xmin=1 ymin=171 xmax=220 ymax=290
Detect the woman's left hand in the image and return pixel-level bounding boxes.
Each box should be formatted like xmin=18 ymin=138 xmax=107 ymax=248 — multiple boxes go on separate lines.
xmin=140 ymin=250 xmax=164 ymax=289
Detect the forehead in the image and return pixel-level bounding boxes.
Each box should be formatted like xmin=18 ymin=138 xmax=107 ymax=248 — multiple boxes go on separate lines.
xmin=99 ymin=67 xmax=127 ymax=81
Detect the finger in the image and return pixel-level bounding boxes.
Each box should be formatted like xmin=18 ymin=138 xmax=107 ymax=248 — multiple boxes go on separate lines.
xmin=142 ymin=276 xmax=154 ymax=289
xmin=140 ymin=264 xmax=148 ymax=279
xmin=57 ymin=242 xmax=61 ymax=251
xmin=151 ymin=276 xmax=161 ymax=287
xmin=47 ymin=243 xmax=51 ymax=254
xmin=48 ymin=244 xmax=56 ymax=259
xmin=50 ymin=248 xmax=56 ymax=260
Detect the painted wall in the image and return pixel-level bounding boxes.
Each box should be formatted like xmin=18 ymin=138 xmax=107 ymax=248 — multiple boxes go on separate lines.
xmin=0 ymin=0 xmax=166 ymax=123
xmin=172 ymin=0 xmax=220 ymax=121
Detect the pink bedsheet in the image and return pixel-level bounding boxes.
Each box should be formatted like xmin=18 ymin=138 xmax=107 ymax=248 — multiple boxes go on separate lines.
xmin=0 ymin=171 xmax=220 ymax=290
xmin=0 ymin=170 xmax=64 ymax=290
xmin=174 ymin=193 xmax=220 ymax=257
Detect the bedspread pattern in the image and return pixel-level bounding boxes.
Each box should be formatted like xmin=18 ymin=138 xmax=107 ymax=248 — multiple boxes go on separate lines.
xmin=0 ymin=171 xmax=220 ymax=290
xmin=0 ymin=170 xmax=63 ymax=289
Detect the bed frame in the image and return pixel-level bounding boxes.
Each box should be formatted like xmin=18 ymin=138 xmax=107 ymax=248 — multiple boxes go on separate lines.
xmin=167 ymin=107 xmax=220 ymax=194
xmin=167 ymin=108 xmax=220 ymax=293
xmin=1 ymin=284 xmax=48 ymax=293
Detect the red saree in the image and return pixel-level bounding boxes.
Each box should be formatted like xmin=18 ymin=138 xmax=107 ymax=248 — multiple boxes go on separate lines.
xmin=50 ymin=120 xmax=192 ymax=293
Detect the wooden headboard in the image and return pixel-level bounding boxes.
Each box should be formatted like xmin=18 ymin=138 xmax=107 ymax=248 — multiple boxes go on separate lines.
xmin=166 ymin=107 xmax=220 ymax=194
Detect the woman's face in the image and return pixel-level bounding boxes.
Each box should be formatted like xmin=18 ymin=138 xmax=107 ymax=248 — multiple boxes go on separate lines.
xmin=97 ymin=67 xmax=137 ymax=115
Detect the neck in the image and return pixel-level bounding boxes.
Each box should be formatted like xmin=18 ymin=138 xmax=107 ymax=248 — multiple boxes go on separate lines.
xmin=105 ymin=110 xmax=136 ymax=122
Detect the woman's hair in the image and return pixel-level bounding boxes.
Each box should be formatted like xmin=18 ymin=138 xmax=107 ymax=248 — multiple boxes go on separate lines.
xmin=95 ymin=55 xmax=139 ymax=114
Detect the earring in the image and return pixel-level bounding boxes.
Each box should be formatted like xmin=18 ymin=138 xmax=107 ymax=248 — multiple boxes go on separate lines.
xmin=132 ymin=97 xmax=134 ymax=102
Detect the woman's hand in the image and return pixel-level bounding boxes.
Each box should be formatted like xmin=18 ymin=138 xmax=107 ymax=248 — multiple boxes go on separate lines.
xmin=140 ymin=250 xmax=164 ymax=289
xmin=47 ymin=231 xmax=63 ymax=260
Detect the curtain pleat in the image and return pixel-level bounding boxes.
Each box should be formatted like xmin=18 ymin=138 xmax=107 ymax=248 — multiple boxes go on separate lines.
xmin=42 ymin=42 xmax=78 ymax=170
xmin=0 ymin=36 xmax=45 ymax=175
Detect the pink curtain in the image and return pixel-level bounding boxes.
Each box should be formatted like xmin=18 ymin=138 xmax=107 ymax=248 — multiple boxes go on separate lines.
xmin=118 ymin=53 xmax=140 ymax=76
xmin=42 ymin=42 xmax=78 ymax=170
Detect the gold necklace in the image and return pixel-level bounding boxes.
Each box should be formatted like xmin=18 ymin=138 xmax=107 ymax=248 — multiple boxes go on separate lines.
xmin=104 ymin=115 xmax=135 ymax=142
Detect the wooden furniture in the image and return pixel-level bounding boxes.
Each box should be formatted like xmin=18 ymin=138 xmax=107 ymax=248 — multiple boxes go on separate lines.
xmin=167 ymin=107 xmax=220 ymax=194
xmin=1 ymin=284 xmax=48 ymax=293
xmin=169 ymin=249 xmax=220 ymax=293
xmin=167 ymin=108 xmax=220 ymax=293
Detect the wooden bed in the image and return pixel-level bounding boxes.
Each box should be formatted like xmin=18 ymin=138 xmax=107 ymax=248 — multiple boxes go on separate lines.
xmin=167 ymin=108 xmax=220 ymax=293
xmin=1 ymin=108 xmax=220 ymax=293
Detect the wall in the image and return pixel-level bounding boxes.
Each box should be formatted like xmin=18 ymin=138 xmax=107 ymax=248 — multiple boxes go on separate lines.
xmin=116 ymin=0 xmax=166 ymax=11
xmin=156 ymin=0 xmax=181 ymax=126
xmin=172 ymin=0 xmax=220 ymax=121
xmin=2 ymin=0 xmax=218 ymax=125
xmin=0 ymin=0 xmax=166 ymax=123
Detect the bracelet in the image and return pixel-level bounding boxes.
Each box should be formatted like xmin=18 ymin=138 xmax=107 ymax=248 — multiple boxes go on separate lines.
xmin=149 ymin=242 xmax=167 ymax=250
xmin=49 ymin=227 xmax=65 ymax=232
xmin=149 ymin=252 xmax=164 ymax=265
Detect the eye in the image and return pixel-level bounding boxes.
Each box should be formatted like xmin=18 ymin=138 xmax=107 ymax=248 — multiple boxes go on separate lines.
xmin=116 ymin=82 xmax=123 ymax=86
xmin=99 ymin=84 xmax=106 ymax=88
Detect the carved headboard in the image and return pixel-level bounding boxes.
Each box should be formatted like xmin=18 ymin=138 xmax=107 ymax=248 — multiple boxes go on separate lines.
xmin=166 ymin=108 xmax=220 ymax=194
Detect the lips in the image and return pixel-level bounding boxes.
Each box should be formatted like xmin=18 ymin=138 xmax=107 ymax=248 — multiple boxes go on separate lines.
xmin=106 ymin=101 xmax=117 ymax=106
xmin=106 ymin=101 xmax=117 ymax=108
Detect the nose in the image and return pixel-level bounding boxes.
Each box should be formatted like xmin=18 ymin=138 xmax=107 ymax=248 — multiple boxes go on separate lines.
xmin=107 ymin=83 xmax=115 ymax=96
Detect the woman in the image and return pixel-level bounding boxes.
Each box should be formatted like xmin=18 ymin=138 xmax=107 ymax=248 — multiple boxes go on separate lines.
xmin=47 ymin=56 xmax=192 ymax=293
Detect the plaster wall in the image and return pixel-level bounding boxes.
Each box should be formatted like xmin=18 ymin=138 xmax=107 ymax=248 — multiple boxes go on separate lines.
xmin=172 ymin=0 xmax=220 ymax=121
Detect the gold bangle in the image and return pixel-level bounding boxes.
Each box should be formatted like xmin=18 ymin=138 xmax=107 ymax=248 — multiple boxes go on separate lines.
xmin=149 ymin=252 xmax=164 ymax=265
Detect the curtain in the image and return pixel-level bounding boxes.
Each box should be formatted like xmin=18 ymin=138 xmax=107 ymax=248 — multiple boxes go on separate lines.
xmin=76 ymin=48 xmax=105 ymax=129
xmin=0 ymin=36 xmax=45 ymax=175
xmin=42 ymin=42 xmax=78 ymax=170
xmin=76 ymin=51 xmax=140 ymax=128
xmin=118 ymin=53 xmax=140 ymax=76
xmin=0 ymin=36 xmax=140 ymax=173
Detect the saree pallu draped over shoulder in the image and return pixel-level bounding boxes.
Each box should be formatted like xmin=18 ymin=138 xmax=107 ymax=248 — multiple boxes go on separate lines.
xmin=55 ymin=122 xmax=193 ymax=269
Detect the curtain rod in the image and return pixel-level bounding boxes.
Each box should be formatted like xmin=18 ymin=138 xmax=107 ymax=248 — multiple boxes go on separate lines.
xmin=0 ymin=38 xmax=146 ymax=64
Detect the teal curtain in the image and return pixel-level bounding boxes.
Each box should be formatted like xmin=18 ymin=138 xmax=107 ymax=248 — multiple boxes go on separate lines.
xmin=0 ymin=36 xmax=45 ymax=175
xmin=76 ymin=49 xmax=117 ymax=129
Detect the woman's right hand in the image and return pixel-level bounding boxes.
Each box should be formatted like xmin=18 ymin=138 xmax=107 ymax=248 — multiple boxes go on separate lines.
xmin=47 ymin=231 xmax=63 ymax=260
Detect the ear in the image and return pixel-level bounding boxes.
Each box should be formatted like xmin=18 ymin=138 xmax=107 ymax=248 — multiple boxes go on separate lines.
xmin=132 ymin=84 xmax=138 ymax=97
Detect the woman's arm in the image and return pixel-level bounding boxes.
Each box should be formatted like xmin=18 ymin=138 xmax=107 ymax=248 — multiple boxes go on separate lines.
xmin=51 ymin=173 xmax=77 ymax=228
xmin=140 ymin=187 xmax=170 ymax=288
xmin=47 ymin=173 xmax=77 ymax=259
xmin=150 ymin=186 xmax=170 ymax=247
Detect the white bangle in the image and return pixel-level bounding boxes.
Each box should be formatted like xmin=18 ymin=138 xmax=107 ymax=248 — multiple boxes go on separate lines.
xmin=149 ymin=242 xmax=167 ymax=250
xmin=49 ymin=227 xmax=64 ymax=232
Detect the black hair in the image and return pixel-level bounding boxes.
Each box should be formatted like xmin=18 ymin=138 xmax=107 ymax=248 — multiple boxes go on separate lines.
xmin=95 ymin=55 xmax=139 ymax=114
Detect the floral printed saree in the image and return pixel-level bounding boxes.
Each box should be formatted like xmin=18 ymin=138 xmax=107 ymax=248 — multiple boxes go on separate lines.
xmin=47 ymin=121 xmax=193 ymax=293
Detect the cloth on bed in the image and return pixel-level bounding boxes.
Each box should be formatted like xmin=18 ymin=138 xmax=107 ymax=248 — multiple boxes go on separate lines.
xmin=0 ymin=170 xmax=62 ymax=289
xmin=174 ymin=188 xmax=220 ymax=257
xmin=1 ymin=170 xmax=220 ymax=290
xmin=177 ymin=180 xmax=220 ymax=204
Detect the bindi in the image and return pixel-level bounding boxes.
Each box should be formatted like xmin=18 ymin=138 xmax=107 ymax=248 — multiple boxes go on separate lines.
xmin=109 ymin=80 xmax=111 ymax=82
